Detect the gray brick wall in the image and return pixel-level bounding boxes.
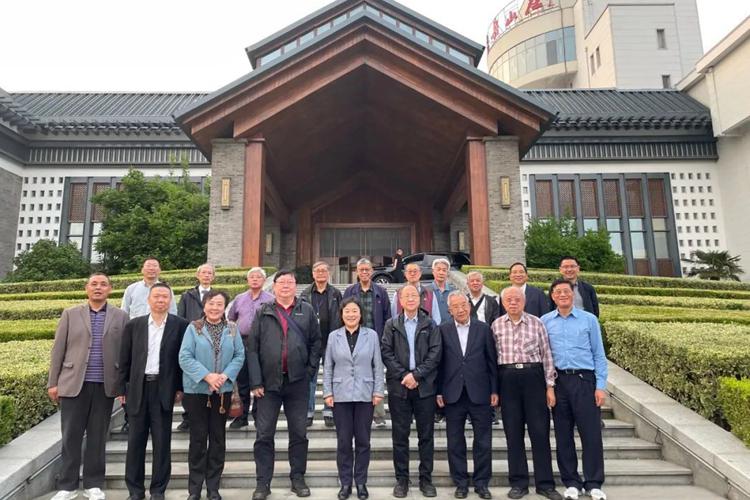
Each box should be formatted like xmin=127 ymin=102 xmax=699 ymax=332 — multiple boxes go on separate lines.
xmin=207 ymin=139 xmax=246 ymax=268
xmin=0 ymin=166 xmax=21 ymax=278
xmin=280 ymin=215 xmax=297 ymax=270
xmin=263 ymin=213 xmax=282 ymax=269
xmin=450 ymin=208 xmax=470 ymax=254
xmin=432 ymin=209 xmax=450 ymax=252
xmin=485 ymin=137 xmax=525 ymax=267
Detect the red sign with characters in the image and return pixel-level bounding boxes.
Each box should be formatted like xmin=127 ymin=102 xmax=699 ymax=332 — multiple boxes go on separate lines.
xmin=487 ymin=0 xmax=558 ymax=46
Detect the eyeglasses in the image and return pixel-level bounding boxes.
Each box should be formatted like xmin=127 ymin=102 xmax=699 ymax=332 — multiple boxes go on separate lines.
xmin=275 ymin=280 xmax=296 ymax=285
xmin=560 ymin=265 xmax=579 ymax=270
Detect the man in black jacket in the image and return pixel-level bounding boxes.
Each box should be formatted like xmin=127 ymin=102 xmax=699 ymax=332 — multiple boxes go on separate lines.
xmin=247 ymin=270 xmax=322 ymax=500
xmin=381 ymin=284 xmax=442 ymax=498
xmin=548 ymin=256 xmax=600 ymax=317
xmin=299 ymin=261 xmax=342 ymax=427
xmin=175 ymin=262 xmax=215 ymax=431
xmin=116 ymin=283 xmax=189 ymax=500
xmin=500 ymin=262 xmax=550 ymax=318
xmin=466 ymin=271 xmax=501 ymax=326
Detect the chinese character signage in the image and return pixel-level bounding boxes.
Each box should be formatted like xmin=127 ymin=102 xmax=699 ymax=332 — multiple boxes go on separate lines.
xmin=486 ymin=0 xmax=559 ymax=47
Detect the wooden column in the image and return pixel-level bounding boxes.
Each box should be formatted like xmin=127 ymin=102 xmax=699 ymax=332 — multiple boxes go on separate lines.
xmin=466 ymin=139 xmax=491 ymax=266
xmin=417 ymin=201 xmax=434 ymax=251
xmin=296 ymin=205 xmax=313 ymax=267
xmin=242 ymin=138 xmax=266 ymax=267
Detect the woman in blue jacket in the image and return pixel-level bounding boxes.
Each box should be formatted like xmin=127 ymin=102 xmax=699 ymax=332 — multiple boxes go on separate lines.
xmin=323 ymin=297 xmax=385 ymax=500
xmin=179 ymin=290 xmax=245 ymax=500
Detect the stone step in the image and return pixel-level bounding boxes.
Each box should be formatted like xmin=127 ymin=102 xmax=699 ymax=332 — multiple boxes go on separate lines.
xmin=101 ymin=458 xmax=693 ymax=488
xmin=104 ymin=436 xmax=660 ymax=462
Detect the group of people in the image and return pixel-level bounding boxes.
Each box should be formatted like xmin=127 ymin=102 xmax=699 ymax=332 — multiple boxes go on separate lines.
xmin=46 ymin=254 xmax=608 ymax=500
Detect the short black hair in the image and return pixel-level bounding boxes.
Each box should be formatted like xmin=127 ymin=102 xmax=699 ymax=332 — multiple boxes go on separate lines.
xmin=142 ymin=256 xmax=160 ymax=266
xmin=559 ymin=255 xmax=579 ymax=266
xmin=273 ymin=269 xmax=296 ymax=282
xmin=550 ymin=278 xmax=574 ymax=294
xmin=149 ymin=282 xmax=172 ymax=295
xmin=87 ymin=272 xmax=111 ymax=285
xmin=202 ymin=289 xmax=230 ymax=307
xmin=509 ymin=262 xmax=527 ymax=273
xmin=339 ymin=296 xmax=364 ymax=326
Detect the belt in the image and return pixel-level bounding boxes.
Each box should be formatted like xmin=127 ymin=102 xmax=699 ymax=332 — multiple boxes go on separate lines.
xmin=499 ymin=363 xmax=542 ymax=369
xmin=144 ymin=374 xmax=159 ymax=382
xmin=556 ymin=368 xmax=593 ymax=375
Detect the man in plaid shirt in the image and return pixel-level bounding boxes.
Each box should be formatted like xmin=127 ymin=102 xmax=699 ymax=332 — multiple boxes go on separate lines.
xmin=492 ymin=286 xmax=561 ymax=500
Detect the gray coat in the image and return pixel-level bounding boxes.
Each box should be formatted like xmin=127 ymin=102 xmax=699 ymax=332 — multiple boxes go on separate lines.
xmin=322 ymin=326 xmax=385 ymax=403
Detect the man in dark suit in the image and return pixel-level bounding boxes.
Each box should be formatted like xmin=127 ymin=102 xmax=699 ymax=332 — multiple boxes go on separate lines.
xmin=466 ymin=271 xmax=501 ymax=326
xmin=498 ymin=262 xmax=550 ymax=318
xmin=437 ymin=292 xmax=498 ymax=499
xmin=548 ymin=256 xmax=599 ymax=317
xmin=117 ymin=283 xmax=189 ymax=500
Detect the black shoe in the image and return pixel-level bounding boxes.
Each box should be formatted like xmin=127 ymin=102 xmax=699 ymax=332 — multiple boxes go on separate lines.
xmin=419 ymin=481 xmax=437 ymax=497
xmin=126 ymin=496 xmax=145 ymax=500
xmin=324 ymin=415 xmax=335 ymax=427
xmin=356 ymin=484 xmax=369 ymax=499
xmin=536 ymin=489 xmax=563 ymax=500
xmin=229 ymin=416 xmax=248 ymax=429
xmin=121 ymin=422 xmax=129 ymax=433
xmin=373 ymin=416 xmax=386 ymax=427
xmin=150 ymin=494 xmax=165 ymax=500
xmin=338 ymin=486 xmax=352 ymax=500
xmin=306 ymin=417 xmax=313 ymax=427
xmin=393 ymin=479 xmax=409 ymax=498
xmin=454 ymin=486 xmax=469 ymax=498
xmin=187 ymin=495 xmax=200 ymax=500
xmin=252 ymin=485 xmax=270 ymax=500
xmin=507 ymin=487 xmax=529 ymax=499
xmin=474 ymin=486 xmax=492 ymax=499
xmin=177 ymin=420 xmax=190 ymax=432
xmin=207 ymin=491 xmax=221 ymax=500
xmin=434 ymin=413 xmax=445 ymax=424
xmin=291 ymin=477 xmax=311 ymax=497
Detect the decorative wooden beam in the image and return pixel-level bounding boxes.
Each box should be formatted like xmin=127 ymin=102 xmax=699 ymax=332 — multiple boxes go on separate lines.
xmin=296 ymin=205 xmax=313 ymax=267
xmin=242 ymin=138 xmax=266 ymax=267
xmin=264 ymin=175 xmax=290 ymax=230
xmin=465 ymin=139 xmax=491 ymax=266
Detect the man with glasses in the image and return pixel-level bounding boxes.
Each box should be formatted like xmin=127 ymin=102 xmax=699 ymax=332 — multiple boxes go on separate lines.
xmin=499 ymin=262 xmax=550 ymax=318
xmin=542 ymin=279 xmax=608 ymax=500
xmin=390 ymin=263 xmax=441 ymax=325
xmin=549 ymin=256 xmax=599 ymax=317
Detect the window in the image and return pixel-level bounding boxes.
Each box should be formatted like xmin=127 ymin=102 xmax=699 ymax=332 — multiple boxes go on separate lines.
xmin=688 ymin=173 xmax=693 ymax=180
xmin=690 ymin=186 xmax=695 ymax=193
xmin=715 ymin=240 xmax=719 ymax=246
xmin=706 ymin=173 xmax=711 ymax=180
xmin=681 ymin=186 xmax=686 ymax=193
xmin=41 ymin=178 xmax=46 ymax=184
xmin=595 ymin=46 xmax=601 ymax=67
xmin=662 ymin=75 xmax=671 ymax=88
xmin=711 ymin=212 xmax=716 ymax=219
xmin=535 ymin=180 xmax=553 ymax=217
xmin=558 ymin=180 xmax=576 ymax=217
xmin=680 ymin=173 xmax=684 ymax=180
xmin=657 ymin=29 xmax=667 ymax=49
xmin=19 ymin=217 xmax=24 ymax=223
xmin=697 ymin=173 xmax=702 ymax=180
xmin=707 ymin=186 xmax=712 ymax=193
xmin=709 ymin=199 xmax=714 ymax=206
xmin=712 ymin=226 xmax=717 ymax=232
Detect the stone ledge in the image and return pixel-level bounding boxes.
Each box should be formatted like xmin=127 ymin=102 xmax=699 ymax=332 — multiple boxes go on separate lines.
xmin=607 ymin=362 xmax=750 ymax=499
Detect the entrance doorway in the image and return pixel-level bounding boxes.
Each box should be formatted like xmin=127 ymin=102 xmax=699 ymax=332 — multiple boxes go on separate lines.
xmin=316 ymin=224 xmax=414 ymax=283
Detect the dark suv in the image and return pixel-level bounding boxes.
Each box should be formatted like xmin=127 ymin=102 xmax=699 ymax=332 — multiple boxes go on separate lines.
xmin=371 ymin=252 xmax=471 ymax=284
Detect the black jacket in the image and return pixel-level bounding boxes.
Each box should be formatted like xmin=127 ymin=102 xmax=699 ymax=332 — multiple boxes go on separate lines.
xmin=381 ymin=311 xmax=442 ymax=399
xmin=177 ymin=286 xmax=205 ymax=322
xmin=116 ymin=313 xmax=189 ymax=415
xmin=300 ymin=283 xmax=342 ymax=347
xmin=548 ymin=279 xmax=600 ymax=317
xmin=437 ymin=320 xmax=498 ymax=405
xmin=499 ymin=285 xmax=551 ymax=318
xmin=468 ymin=293 xmax=501 ymax=326
xmin=247 ymin=299 xmax=322 ymax=392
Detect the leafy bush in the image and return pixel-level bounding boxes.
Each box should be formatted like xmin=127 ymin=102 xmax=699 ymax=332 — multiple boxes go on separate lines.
xmin=0 ymin=395 xmax=15 ymax=446
xmin=0 ymin=340 xmax=56 ymax=439
xmin=0 ymin=320 xmax=58 ymax=343
xmin=599 ymin=305 xmax=750 ymax=325
xmin=605 ymin=322 xmax=750 ymax=423
xmin=4 ymin=240 xmax=91 ymax=283
xmin=597 ymin=294 xmax=750 ymax=311
xmin=0 ymin=300 xmax=120 ymax=321
xmin=717 ymin=378 xmax=750 ymax=446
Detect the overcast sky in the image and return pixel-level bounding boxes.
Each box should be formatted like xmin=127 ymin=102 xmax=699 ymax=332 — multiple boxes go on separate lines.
xmin=1 ymin=0 xmax=747 ymax=92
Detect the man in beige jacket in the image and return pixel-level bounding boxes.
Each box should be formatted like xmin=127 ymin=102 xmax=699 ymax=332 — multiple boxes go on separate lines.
xmin=47 ymin=273 xmax=129 ymax=500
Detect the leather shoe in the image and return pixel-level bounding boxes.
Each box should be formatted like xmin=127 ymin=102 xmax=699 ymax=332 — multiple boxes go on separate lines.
xmin=474 ymin=486 xmax=492 ymax=499
xmin=324 ymin=416 xmax=335 ymax=427
xmin=207 ymin=492 xmax=221 ymax=500
xmin=291 ymin=477 xmax=311 ymax=497
xmin=252 ymin=485 xmax=270 ymax=500
xmin=150 ymin=494 xmax=164 ymax=500
xmin=306 ymin=417 xmax=313 ymax=427
xmin=186 ymin=495 xmax=200 ymax=500
xmin=338 ymin=486 xmax=352 ymax=500
xmin=507 ymin=487 xmax=529 ymax=499
xmin=393 ymin=479 xmax=409 ymax=498
xmin=229 ymin=416 xmax=248 ymax=429
xmin=120 ymin=422 xmax=129 ymax=433
xmin=419 ymin=481 xmax=437 ymax=497
xmin=176 ymin=420 xmax=190 ymax=432
xmin=356 ymin=485 xmax=369 ymax=499
xmin=454 ymin=486 xmax=469 ymax=498
xmin=536 ymin=489 xmax=563 ymax=500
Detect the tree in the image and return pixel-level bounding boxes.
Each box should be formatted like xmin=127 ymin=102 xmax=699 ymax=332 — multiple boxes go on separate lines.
xmin=683 ymin=250 xmax=744 ymax=281
xmin=6 ymin=239 xmax=90 ymax=282
xmin=92 ymin=167 xmax=210 ymax=275
xmin=525 ymin=217 xmax=625 ymax=273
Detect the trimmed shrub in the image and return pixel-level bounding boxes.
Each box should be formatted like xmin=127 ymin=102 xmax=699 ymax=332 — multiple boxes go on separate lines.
xmin=0 ymin=340 xmax=56 ymax=438
xmin=0 ymin=395 xmax=15 ymax=445
xmin=597 ymin=294 xmax=750 ymax=311
xmin=0 ymin=319 xmax=58 ymax=343
xmin=718 ymin=377 xmax=750 ymax=446
xmin=0 ymin=300 xmax=89 ymax=321
xmin=599 ymin=305 xmax=750 ymax=325
xmin=606 ymin=322 xmax=750 ymax=423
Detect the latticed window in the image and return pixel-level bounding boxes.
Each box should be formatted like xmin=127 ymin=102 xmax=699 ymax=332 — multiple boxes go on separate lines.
xmin=648 ymin=178 xmax=667 ymax=217
xmin=68 ymin=183 xmax=87 ymax=222
xmin=558 ymin=180 xmax=575 ymax=217
xmin=535 ymin=180 xmax=553 ymax=217
xmin=580 ymin=180 xmax=598 ymax=218
xmin=625 ymin=179 xmax=644 ymax=217
xmin=603 ymin=180 xmax=621 ymax=217
xmin=91 ymin=183 xmax=110 ymax=222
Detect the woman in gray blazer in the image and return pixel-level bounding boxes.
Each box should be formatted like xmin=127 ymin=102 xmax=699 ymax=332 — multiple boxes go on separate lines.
xmin=323 ymin=297 xmax=385 ymax=500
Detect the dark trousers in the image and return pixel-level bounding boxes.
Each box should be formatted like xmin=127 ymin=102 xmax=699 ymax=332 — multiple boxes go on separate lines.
xmin=237 ymin=337 xmax=252 ymax=419
xmin=552 ymin=371 xmax=604 ymax=490
xmin=333 ymin=401 xmax=375 ymax=486
xmin=389 ymin=389 xmax=436 ymax=483
xmin=254 ymin=375 xmax=309 ymax=486
xmin=58 ymin=382 xmax=113 ymax=490
xmin=499 ymin=365 xmax=555 ymax=490
xmin=444 ymin=389 xmax=492 ymax=488
xmin=125 ymin=380 xmax=174 ymax=497
xmin=183 ymin=392 xmax=231 ymax=495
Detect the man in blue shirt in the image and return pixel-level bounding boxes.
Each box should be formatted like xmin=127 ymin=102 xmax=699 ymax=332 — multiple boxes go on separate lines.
xmin=542 ymin=279 xmax=608 ymax=500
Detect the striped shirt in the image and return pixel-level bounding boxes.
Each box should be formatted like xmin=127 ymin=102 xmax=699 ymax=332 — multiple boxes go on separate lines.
xmin=491 ymin=312 xmax=556 ymax=387
xmin=84 ymin=303 xmax=107 ymax=383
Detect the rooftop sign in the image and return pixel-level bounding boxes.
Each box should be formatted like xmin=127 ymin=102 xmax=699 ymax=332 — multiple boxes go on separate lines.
xmin=487 ymin=0 xmax=560 ymax=47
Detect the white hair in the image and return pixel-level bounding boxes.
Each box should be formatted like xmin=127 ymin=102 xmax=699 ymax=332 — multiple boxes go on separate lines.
xmin=247 ymin=267 xmax=267 ymax=279
xmin=447 ymin=290 xmax=468 ymax=305
xmin=356 ymin=258 xmax=372 ymax=267
xmin=500 ymin=286 xmax=525 ymax=301
xmin=196 ymin=263 xmax=215 ymax=274
xmin=432 ymin=257 xmax=451 ymax=270
xmin=466 ymin=270 xmax=484 ymax=281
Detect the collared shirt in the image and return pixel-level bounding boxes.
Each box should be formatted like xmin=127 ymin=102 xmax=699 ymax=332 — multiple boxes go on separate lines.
xmin=122 ymin=280 xmax=177 ymax=319
xmin=469 ymin=294 xmax=486 ymax=323
xmin=84 ymin=303 xmax=107 ymax=383
xmin=391 ymin=285 xmax=442 ymax=325
xmin=431 ymin=281 xmax=455 ymax=324
xmin=455 ymin=319 xmax=470 ymax=356
xmin=198 ymin=286 xmax=211 ymax=303
xmin=404 ymin=314 xmax=419 ymax=370
xmin=359 ymin=287 xmax=375 ymax=330
xmin=541 ymin=307 xmax=608 ymax=390
xmin=228 ymin=289 xmax=275 ymax=336
xmin=275 ymin=301 xmax=295 ymax=374
xmin=571 ymin=281 xmax=584 ymax=310
xmin=345 ymin=327 xmax=360 ymax=354
xmin=145 ymin=314 xmax=166 ymax=375
xmin=492 ymin=312 xmax=556 ymax=387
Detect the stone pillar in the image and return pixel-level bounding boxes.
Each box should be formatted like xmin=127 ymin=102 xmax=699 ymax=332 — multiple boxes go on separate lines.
xmin=485 ymin=136 xmax=525 ymax=267
xmin=466 ymin=139 xmax=491 ymax=266
xmin=242 ymin=138 xmax=266 ymax=267
xmin=207 ymin=139 xmax=247 ymax=267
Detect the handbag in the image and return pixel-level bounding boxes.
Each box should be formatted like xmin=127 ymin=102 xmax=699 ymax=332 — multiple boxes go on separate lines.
xmin=229 ymin=383 xmax=243 ymax=418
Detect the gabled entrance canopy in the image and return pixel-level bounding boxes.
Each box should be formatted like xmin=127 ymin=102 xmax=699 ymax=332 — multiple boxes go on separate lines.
xmin=175 ymin=0 xmax=555 ymax=268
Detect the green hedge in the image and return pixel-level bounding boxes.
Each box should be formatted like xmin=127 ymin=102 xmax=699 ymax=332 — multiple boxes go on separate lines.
xmin=598 ymin=294 xmax=750 ymax=311
xmin=606 ymin=322 xmax=750 ymax=423
xmin=599 ymin=305 xmax=750 ymax=325
xmin=0 ymin=283 xmax=249 ymax=302
xmin=718 ymin=377 xmax=750 ymax=446
xmin=0 ymin=340 xmax=56 ymax=439
xmin=0 ymin=395 xmax=15 ymax=446
xmin=0 ymin=300 xmax=92 ymax=321
xmin=0 ymin=319 xmax=58 ymax=343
